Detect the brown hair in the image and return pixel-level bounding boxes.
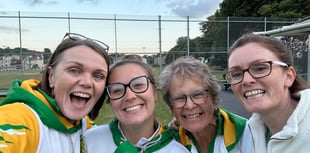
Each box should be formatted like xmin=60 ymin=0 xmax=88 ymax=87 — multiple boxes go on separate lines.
xmin=122 ymin=54 xmax=144 ymax=62
xmin=40 ymin=37 xmax=110 ymax=120
xmin=106 ymin=60 xmax=156 ymax=102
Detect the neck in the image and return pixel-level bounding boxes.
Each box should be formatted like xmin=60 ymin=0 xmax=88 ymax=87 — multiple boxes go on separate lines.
xmin=120 ymin=118 xmax=156 ymax=144
xmin=191 ymin=118 xmax=217 ymax=153
xmin=262 ymin=98 xmax=297 ymax=135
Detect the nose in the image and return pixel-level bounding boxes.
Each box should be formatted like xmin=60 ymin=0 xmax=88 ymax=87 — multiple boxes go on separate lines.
xmin=183 ymin=96 xmax=197 ymax=109
xmin=123 ymin=86 xmax=137 ymax=100
xmin=242 ymin=71 xmax=256 ymax=84
xmin=79 ymin=73 xmax=92 ymax=88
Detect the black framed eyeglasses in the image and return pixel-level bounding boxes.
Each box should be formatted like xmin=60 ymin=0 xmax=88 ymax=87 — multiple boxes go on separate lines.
xmin=223 ymin=61 xmax=288 ymax=85
xmin=169 ymin=89 xmax=209 ymax=108
xmin=106 ymin=76 xmax=151 ymax=100
xmin=63 ymin=33 xmax=109 ymax=52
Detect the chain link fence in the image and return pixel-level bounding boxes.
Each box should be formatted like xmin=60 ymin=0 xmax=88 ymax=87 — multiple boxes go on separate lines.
xmin=0 ymin=11 xmax=309 ymax=84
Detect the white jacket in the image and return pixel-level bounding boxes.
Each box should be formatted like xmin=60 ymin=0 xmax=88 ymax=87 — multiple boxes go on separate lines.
xmin=248 ymin=89 xmax=310 ymax=153
xmin=84 ymin=122 xmax=190 ymax=153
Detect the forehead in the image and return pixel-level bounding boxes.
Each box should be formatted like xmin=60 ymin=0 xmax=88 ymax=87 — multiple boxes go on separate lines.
xmin=59 ymin=45 xmax=107 ymax=65
xmin=228 ymin=43 xmax=278 ymax=68
xmin=109 ymin=63 xmax=148 ymax=83
xmin=169 ymin=75 xmax=205 ymax=93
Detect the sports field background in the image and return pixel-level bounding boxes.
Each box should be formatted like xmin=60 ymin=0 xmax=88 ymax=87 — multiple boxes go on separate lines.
xmin=0 ymin=67 xmax=224 ymax=125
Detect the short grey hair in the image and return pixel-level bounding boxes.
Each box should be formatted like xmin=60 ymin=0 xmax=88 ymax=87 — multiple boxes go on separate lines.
xmin=159 ymin=56 xmax=221 ymax=109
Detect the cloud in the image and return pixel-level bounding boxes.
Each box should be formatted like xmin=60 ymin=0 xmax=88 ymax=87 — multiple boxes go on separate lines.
xmin=76 ymin=0 xmax=100 ymax=4
xmin=0 ymin=25 xmax=30 ymax=33
xmin=21 ymin=0 xmax=100 ymax=6
xmin=165 ymin=0 xmax=221 ymax=18
xmin=21 ymin=0 xmax=58 ymax=6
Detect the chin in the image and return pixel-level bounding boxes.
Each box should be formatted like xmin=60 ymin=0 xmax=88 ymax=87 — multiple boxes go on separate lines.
xmin=65 ymin=112 xmax=86 ymax=121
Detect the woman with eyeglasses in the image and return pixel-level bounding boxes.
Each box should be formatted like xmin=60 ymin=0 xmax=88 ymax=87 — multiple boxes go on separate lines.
xmin=224 ymin=33 xmax=310 ymax=153
xmin=0 ymin=33 xmax=110 ymax=153
xmin=159 ymin=56 xmax=253 ymax=153
xmin=84 ymin=60 xmax=189 ymax=153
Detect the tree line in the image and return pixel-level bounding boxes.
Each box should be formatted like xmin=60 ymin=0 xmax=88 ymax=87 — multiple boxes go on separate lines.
xmin=165 ymin=0 xmax=309 ymax=66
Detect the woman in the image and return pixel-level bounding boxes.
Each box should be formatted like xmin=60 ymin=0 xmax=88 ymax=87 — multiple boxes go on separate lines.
xmin=224 ymin=33 xmax=310 ymax=152
xmin=84 ymin=60 xmax=189 ymax=153
xmin=160 ymin=56 xmax=252 ymax=153
xmin=0 ymin=33 xmax=110 ymax=153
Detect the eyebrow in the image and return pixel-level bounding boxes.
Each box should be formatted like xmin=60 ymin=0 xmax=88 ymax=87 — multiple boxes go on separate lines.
xmin=229 ymin=60 xmax=267 ymax=70
xmin=67 ymin=61 xmax=108 ymax=72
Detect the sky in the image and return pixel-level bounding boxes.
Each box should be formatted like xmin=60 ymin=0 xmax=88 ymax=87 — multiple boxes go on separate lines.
xmin=0 ymin=0 xmax=223 ymax=53
xmin=0 ymin=0 xmax=222 ymax=18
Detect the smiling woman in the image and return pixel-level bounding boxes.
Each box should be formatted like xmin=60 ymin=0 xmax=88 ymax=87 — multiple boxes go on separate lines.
xmin=226 ymin=33 xmax=310 ymax=153
xmin=84 ymin=59 xmax=190 ymax=153
xmin=0 ymin=33 xmax=110 ymax=153
xmin=159 ymin=56 xmax=253 ymax=153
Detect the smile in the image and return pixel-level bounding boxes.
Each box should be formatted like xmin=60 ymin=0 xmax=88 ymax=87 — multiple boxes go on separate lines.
xmin=124 ymin=104 xmax=142 ymax=112
xmin=70 ymin=92 xmax=91 ymax=107
xmin=183 ymin=113 xmax=202 ymax=119
xmin=244 ymin=89 xmax=265 ymax=99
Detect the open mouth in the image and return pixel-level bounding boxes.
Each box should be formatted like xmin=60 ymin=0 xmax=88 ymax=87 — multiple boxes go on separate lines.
xmin=70 ymin=92 xmax=91 ymax=107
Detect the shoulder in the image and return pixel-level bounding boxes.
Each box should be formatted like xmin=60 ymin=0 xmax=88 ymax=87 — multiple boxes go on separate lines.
xmin=85 ymin=124 xmax=110 ymax=137
xmin=0 ymin=103 xmax=40 ymax=152
xmin=219 ymin=108 xmax=247 ymax=128
xmin=0 ymin=103 xmax=39 ymax=127
xmin=84 ymin=124 xmax=116 ymax=152
xmin=84 ymin=124 xmax=112 ymax=143
xmin=156 ymin=139 xmax=190 ymax=153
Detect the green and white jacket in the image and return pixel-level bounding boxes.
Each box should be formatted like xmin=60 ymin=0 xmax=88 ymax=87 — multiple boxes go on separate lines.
xmin=84 ymin=118 xmax=190 ymax=153
xmin=176 ymin=109 xmax=253 ymax=153
xmin=0 ymin=79 xmax=93 ymax=153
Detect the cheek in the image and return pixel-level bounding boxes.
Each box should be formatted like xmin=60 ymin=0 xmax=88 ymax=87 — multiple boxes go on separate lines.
xmin=172 ymin=108 xmax=181 ymax=118
xmin=231 ymin=85 xmax=242 ymax=97
xmin=204 ymin=103 xmax=215 ymax=114
xmin=231 ymin=84 xmax=238 ymax=92
xmin=49 ymin=71 xmax=68 ymax=89
xmin=109 ymin=101 xmax=120 ymax=110
xmin=95 ymin=82 xmax=106 ymax=97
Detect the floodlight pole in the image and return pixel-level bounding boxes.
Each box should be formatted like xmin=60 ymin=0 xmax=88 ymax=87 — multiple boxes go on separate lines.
xmin=18 ymin=11 xmax=23 ymax=77
xmin=158 ymin=16 xmax=162 ymax=72
xmin=308 ymin=34 xmax=310 ymax=84
xmin=187 ymin=16 xmax=190 ymax=57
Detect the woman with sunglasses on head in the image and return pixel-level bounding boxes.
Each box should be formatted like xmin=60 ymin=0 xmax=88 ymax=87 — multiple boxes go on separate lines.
xmin=224 ymin=33 xmax=310 ymax=153
xmin=0 ymin=33 xmax=110 ymax=153
xmin=159 ymin=56 xmax=253 ymax=153
xmin=84 ymin=60 xmax=189 ymax=153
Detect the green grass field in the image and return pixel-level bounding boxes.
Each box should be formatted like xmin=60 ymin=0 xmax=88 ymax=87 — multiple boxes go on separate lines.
xmin=0 ymin=67 xmax=225 ymax=125
xmin=0 ymin=71 xmax=42 ymax=88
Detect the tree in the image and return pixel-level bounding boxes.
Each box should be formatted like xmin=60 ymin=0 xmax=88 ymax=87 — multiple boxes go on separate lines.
xmin=258 ymin=0 xmax=310 ymax=18
xmin=164 ymin=37 xmax=188 ymax=64
xmin=43 ymin=48 xmax=52 ymax=64
xmin=166 ymin=0 xmax=309 ymax=65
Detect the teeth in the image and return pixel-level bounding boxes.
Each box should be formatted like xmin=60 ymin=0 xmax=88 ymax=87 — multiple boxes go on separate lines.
xmin=125 ymin=105 xmax=142 ymax=112
xmin=244 ymin=90 xmax=264 ymax=99
xmin=184 ymin=113 xmax=200 ymax=119
xmin=72 ymin=92 xmax=90 ymax=98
